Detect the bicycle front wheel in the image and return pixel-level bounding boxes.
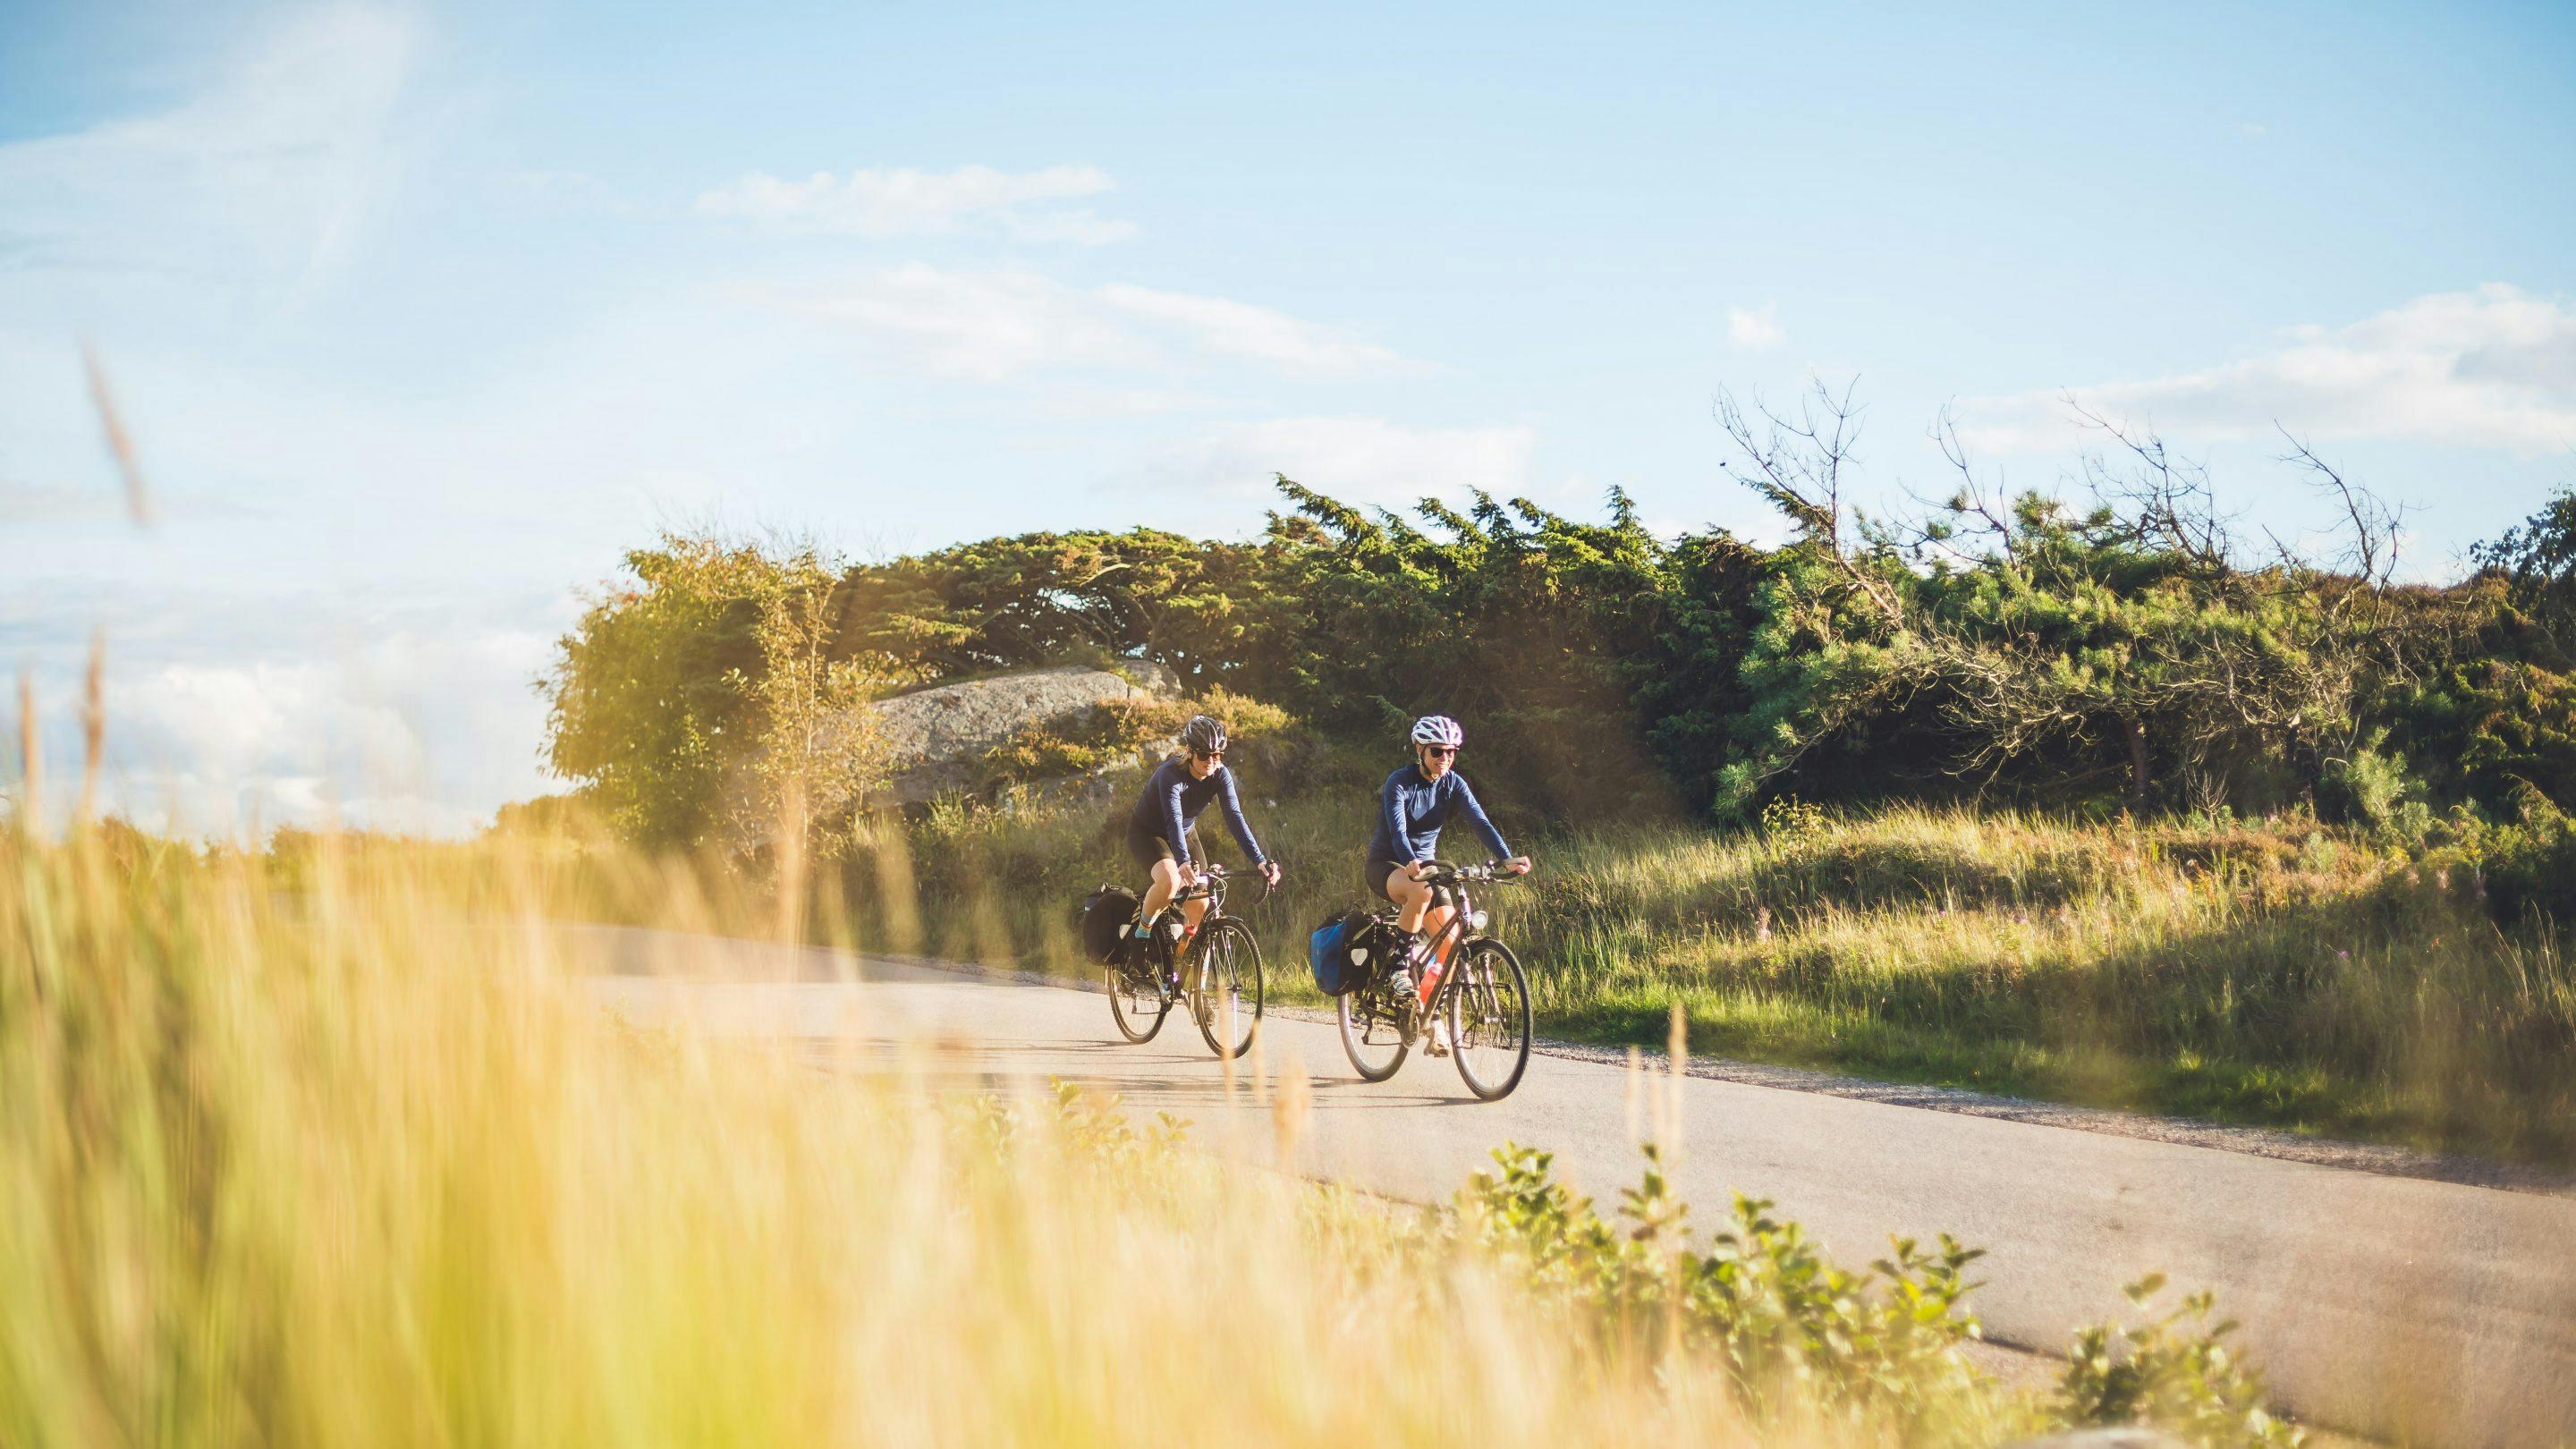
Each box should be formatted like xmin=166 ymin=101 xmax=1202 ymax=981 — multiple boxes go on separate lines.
xmin=1446 ymin=939 xmax=1530 ymax=1101
xmin=1192 ymin=918 xmax=1265 ymax=1060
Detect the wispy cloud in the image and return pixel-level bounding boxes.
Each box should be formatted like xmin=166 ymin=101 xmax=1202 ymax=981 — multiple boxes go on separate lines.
xmin=693 ymin=163 xmax=1135 ymax=242
xmin=1727 ymin=302 xmax=1786 ymax=352
xmin=0 ymin=4 xmax=416 ymax=318
xmin=1959 ymin=284 xmax=2576 ymax=454
xmin=739 ymin=264 xmax=1429 ymax=382
xmin=1095 ymin=284 xmax=1430 ymax=378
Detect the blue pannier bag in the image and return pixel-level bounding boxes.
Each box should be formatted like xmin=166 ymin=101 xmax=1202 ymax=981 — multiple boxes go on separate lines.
xmin=1308 ymin=911 xmax=1373 ymax=996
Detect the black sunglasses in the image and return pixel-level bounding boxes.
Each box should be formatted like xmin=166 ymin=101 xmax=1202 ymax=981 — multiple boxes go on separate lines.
xmin=1423 ymin=745 xmax=1459 ymax=758
xmin=1191 ymin=748 xmax=1225 ymax=760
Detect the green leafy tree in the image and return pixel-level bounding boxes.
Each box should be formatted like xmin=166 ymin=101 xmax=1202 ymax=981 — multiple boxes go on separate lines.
xmin=2473 ymin=484 xmax=2576 ymax=665
xmin=728 ymin=550 xmax=889 ymax=861
xmin=544 ymin=536 xmax=767 ymax=848
xmin=544 ymin=533 xmax=888 ymax=853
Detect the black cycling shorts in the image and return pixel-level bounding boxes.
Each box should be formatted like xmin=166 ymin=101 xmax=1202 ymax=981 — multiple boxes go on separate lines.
xmin=1126 ymin=820 xmax=1203 ymax=873
xmin=1362 ymin=857 xmax=1408 ymax=903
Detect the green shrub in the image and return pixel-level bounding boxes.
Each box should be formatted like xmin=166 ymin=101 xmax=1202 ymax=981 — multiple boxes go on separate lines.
xmin=2480 ymin=810 xmax=2576 ymax=928
xmin=979 ymin=688 xmax=1307 ymax=792
xmin=2318 ymin=732 xmax=2419 ymax=833
xmin=2058 ymin=1275 xmax=2303 ymax=1448
xmin=1458 ymin=1143 xmax=2302 ymax=1447
xmin=1457 ymin=1143 xmax=1990 ymax=1435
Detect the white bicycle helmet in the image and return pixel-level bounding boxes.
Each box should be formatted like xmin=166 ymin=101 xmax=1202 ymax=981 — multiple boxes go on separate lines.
xmin=1408 ymin=715 xmax=1464 ymax=749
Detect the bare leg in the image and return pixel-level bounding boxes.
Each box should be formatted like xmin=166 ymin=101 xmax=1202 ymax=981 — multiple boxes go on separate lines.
xmin=1420 ymin=901 xmax=1458 ymax=963
xmin=1389 ymin=869 xmax=1433 ymax=933
xmin=1140 ymin=856 xmax=1185 ymax=919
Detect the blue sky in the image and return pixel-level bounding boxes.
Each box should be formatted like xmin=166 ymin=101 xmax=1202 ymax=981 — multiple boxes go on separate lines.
xmin=4 ymin=0 xmax=2572 ymax=832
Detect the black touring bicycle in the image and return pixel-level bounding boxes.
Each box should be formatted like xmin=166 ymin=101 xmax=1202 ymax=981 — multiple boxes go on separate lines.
xmin=1080 ymin=864 xmax=1269 ymax=1061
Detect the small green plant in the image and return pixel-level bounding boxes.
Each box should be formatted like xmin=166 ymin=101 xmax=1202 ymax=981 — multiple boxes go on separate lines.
xmin=2058 ymin=1275 xmax=2304 ymax=1448
xmin=1458 ymin=1143 xmax=2305 ymax=1447
xmin=2319 ymin=730 xmax=2425 ymax=843
xmin=1758 ymin=795 xmax=1832 ymax=848
xmin=1458 ymin=1143 xmax=1991 ymax=1435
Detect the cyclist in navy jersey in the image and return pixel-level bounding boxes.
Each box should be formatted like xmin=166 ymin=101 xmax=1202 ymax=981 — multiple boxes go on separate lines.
xmin=1120 ymin=714 xmax=1281 ymax=982
xmin=1363 ymin=715 xmax=1533 ymax=1039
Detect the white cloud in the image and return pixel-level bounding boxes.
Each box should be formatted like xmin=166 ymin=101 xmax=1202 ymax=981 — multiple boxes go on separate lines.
xmin=693 ymin=163 xmax=1135 ymax=243
xmin=0 ymin=4 xmax=416 ymax=321
xmin=81 ymin=623 xmax=558 ymax=837
xmin=1727 ymin=302 xmax=1786 ymax=352
xmin=739 ymin=264 xmax=1151 ymax=380
xmin=8 ymin=580 xmax=567 ymax=838
xmin=741 ymin=265 xmax=1428 ymax=382
xmin=1111 ymin=415 xmax=1539 ymax=509
xmin=1959 ymin=284 xmax=2576 ymax=454
xmin=1094 ymin=284 xmax=1430 ymax=378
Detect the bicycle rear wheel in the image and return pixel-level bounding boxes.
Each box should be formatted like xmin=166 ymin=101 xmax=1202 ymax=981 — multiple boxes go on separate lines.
xmin=1106 ymin=950 xmax=1170 ymax=1044
xmin=1191 ymin=918 xmax=1264 ymax=1060
xmin=1336 ymin=980 xmax=1411 ymax=1081
xmin=1446 ymin=939 xmax=1530 ymax=1101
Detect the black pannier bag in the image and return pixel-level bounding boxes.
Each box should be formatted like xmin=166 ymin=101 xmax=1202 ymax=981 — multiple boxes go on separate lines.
xmin=1080 ymin=885 xmax=1141 ymax=965
xmin=1308 ymin=910 xmax=1377 ymax=995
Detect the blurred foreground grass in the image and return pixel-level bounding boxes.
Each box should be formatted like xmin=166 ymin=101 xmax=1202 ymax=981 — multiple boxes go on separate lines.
xmin=1 ymin=820 xmax=2301 ymax=1446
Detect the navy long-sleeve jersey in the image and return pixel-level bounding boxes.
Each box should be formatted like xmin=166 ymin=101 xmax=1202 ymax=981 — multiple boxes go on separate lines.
xmin=1366 ymin=765 xmax=1512 ymax=864
xmin=1125 ymin=757 xmax=1267 ymax=867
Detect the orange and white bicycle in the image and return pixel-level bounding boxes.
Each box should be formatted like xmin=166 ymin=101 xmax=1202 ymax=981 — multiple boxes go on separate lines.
xmin=1335 ymin=860 xmax=1532 ymax=1100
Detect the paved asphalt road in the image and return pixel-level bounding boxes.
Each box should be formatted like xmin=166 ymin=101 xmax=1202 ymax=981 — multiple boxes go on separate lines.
xmin=572 ymin=926 xmax=2576 ymax=1448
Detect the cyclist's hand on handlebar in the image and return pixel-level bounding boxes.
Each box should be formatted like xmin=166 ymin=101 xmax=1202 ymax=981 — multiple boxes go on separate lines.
xmin=1503 ymin=855 xmax=1533 ymax=876
xmin=1403 ymin=860 xmax=1429 ymax=882
xmin=1259 ymin=860 xmax=1283 ymax=888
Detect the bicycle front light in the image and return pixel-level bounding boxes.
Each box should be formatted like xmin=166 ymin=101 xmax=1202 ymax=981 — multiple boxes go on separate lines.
xmin=1469 ymin=910 xmax=1489 ymax=931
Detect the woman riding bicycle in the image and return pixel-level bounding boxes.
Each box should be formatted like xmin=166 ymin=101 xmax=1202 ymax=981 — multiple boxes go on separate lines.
xmin=1122 ymin=714 xmax=1282 ymax=986
xmin=1364 ymin=716 xmax=1534 ymax=1017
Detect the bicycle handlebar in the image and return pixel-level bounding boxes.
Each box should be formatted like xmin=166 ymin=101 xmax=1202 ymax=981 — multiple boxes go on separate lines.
xmin=1174 ymin=860 xmax=1281 ymax=904
xmin=1415 ymin=859 xmax=1530 ymax=886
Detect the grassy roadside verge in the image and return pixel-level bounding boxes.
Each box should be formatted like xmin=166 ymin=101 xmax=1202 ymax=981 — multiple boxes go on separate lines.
xmin=856 ymin=795 xmax=2576 ymax=1165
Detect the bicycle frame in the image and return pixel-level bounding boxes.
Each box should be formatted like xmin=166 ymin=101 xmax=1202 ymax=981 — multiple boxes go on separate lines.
xmin=1135 ymin=864 xmax=1264 ymax=974
xmin=1373 ymin=860 xmax=1510 ymax=1013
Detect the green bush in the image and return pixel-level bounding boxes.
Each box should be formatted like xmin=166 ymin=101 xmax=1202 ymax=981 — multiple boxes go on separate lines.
xmin=2058 ymin=1275 xmax=2302 ymax=1448
xmin=2318 ymin=731 xmax=2419 ymax=835
xmin=1457 ymin=1143 xmax=1989 ymax=1435
xmin=2480 ymin=810 xmax=2576 ymax=928
xmin=979 ymin=688 xmax=1307 ymax=792
xmin=1457 ymin=1143 xmax=2301 ymax=1448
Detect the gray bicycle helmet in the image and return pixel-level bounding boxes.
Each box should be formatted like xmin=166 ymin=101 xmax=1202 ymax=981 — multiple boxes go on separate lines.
xmin=1182 ymin=714 xmax=1228 ymax=756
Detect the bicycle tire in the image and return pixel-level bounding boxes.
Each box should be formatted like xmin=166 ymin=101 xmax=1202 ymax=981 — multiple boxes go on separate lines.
xmin=1191 ymin=917 xmax=1264 ymax=1060
xmin=1445 ymin=938 xmax=1530 ymax=1101
xmin=1106 ymin=957 xmax=1170 ymax=1044
xmin=1336 ymin=981 xmax=1411 ymax=1081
